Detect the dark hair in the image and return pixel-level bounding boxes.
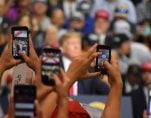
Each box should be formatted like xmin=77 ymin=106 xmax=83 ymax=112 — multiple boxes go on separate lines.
xmin=50 ymin=7 xmax=65 ymax=18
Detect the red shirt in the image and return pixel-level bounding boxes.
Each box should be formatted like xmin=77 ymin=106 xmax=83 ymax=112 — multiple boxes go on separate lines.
xmin=51 ymin=99 xmax=90 ymax=118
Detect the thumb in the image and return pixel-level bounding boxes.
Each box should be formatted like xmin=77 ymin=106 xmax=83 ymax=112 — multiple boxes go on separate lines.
xmin=19 ymin=51 xmax=29 ymax=62
xmin=103 ymin=61 xmax=112 ymax=71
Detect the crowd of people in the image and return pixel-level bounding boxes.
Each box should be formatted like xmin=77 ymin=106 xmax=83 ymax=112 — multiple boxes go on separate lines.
xmin=0 ymin=0 xmax=151 ymax=118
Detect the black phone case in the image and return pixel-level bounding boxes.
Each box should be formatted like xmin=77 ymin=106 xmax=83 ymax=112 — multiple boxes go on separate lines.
xmin=14 ymin=85 xmax=36 ymax=118
xmin=11 ymin=26 xmax=29 ymax=59
xmin=95 ymin=45 xmax=111 ymax=74
xmin=41 ymin=48 xmax=62 ymax=86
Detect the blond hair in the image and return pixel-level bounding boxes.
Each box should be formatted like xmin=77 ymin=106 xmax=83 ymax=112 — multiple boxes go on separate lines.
xmin=59 ymin=31 xmax=81 ymax=46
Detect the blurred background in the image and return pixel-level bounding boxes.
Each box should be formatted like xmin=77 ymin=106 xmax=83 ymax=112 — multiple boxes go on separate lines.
xmin=0 ymin=0 xmax=151 ymax=118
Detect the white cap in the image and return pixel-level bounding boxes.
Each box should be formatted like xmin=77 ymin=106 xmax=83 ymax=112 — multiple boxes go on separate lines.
xmin=70 ymin=11 xmax=85 ymax=21
xmin=113 ymin=20 xmax=132 ymax=38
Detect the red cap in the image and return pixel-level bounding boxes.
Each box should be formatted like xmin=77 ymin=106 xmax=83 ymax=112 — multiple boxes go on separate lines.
xmin=141 ymin=62 xmax=151 ymax=72
xmin=95 ymin=10 xmax=109 ymax=21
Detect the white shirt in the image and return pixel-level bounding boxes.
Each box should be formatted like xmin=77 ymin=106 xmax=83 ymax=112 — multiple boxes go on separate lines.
xmin=119 ymin=56 xmax=129 ymax=74
xmin=119 ymin=42 xmax=151 ymax=74
xmin=99 ymin=34 xmax=106 ymax=45
xmin=62 ymin=56 xmax=78 ymax=96
xmin=143 ymin=87 xmax=149 ymax=104
xmin=125 ymin=80 xmax=139 ymax=94
xmin=40 ymin=16 xmax=51 ymax=31
xmin=130 ymin=42 xmax=151 ymax=65
xmin=63 ymin=1 xmax=77 ymax=19
xmin=62 ymin=56 xmax=71 ymax=72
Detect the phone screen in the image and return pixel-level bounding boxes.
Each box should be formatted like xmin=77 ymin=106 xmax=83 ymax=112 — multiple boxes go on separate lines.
xmin=41 ymin=48 xmax=61 ymax=86
xmin=12 ymin=27 xmax=29 ymax=59
xmin=14 ymin=85 xmax=36 ymax=118
xmin=98 ymin=49 xmax=110 ymax=65
xmin=96 ymin=45 xmax=111 ymax=74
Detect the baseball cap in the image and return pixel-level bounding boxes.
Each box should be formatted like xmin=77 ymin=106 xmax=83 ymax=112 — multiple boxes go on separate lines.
xmin=141 ymin=62 xmax=151 ymax=72
xmin=115 ymin=3 xmax=128 ymax=18
xmin=84 ymin=33 xmax=99 ymax=45
xmin=70 ymin=12 xmax=85 ymax=21
xmin=94 ymin=10 xmax=109 ymax=21
xmin=77 ymin=1 xmax=91 ymax=14
xmin=111 ymin=33 xmax=129 ymax=49
xmin=113 ymin=20 xmax=132 ymax=38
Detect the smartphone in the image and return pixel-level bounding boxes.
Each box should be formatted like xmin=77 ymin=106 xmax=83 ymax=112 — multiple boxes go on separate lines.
xmin=14 ymin=85 xmax=36 ymax=118
xmin=96 ymin=45 xmax=111 ymax=74
xmin=41 ymin=48 xmax=61 ymax=86
xmin=11 ymin=26 xmax=29 ymax=59
xmin=148 ymin=90 xmax=151 ymax=115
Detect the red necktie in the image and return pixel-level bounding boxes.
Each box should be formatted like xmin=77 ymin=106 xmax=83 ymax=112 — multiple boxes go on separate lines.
xmin=69 ymin=85 xmax=74 ymax=96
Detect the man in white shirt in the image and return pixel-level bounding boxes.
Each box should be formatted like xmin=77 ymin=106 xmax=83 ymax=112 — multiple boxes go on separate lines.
xmin=60 ymin=31 xmax=82 ymax=96
xmin=111 ymin=34 xmax=151 ymax=75
xmin=59 ymin=31 xmax=109 ymax=96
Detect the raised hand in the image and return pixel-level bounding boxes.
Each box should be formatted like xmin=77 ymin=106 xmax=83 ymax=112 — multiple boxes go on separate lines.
xmin=0 ymin=38 xmax=22 ymax=83
xmin=19 ymin=37 xmax=54 ymax=102
xmin=19 ymin=36 xmax=40 ymax=74
xmin=53 ymin=68 xmax=70 ymax=98
xmin=0 ymin=38 xmax=22 ymax=72
xmin=53 ymin=68 xmax=69 ymax=118
xmin=101 ymin=59 xmax=122 ymax=118
xmin=66 ymin=44 xmax=101 ymax=87
xmin=103 ymin=60 xmax=122 ymax=88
